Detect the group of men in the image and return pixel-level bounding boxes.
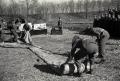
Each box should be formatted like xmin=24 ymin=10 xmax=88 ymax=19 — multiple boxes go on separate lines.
xmin=56 ymin=10 xmax=112 ymax=75
xmin=0 ymin=16 xmax=110 ymax=76
xmin=93 ymin=8 xmax=120 ymax=36
xmin=59 ymin=9 xmax=112 ymax=74
xmin=47 ymin=17 xmax=110 ymax=75
xmin=53 ymin=17 xmax=110 ymax=76
xmin=52 ymin=26 xmax=110 ymax=76
xmin=0 ymin=17 xmax=33 ymax=45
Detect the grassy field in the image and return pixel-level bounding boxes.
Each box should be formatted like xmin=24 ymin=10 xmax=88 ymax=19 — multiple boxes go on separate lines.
xmin=0 ymin=28 xmax=120 ymax=81
xmin=0 ymin=13 xmax=120 ymax=81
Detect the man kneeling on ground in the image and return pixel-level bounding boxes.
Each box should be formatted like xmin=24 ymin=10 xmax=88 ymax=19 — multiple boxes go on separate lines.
xmin=21 ymin=22 xmax=33 ymax=45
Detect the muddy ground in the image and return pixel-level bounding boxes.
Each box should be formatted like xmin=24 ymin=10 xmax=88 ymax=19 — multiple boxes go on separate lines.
xmin=0 ymin=29 xmax=120 ymax=81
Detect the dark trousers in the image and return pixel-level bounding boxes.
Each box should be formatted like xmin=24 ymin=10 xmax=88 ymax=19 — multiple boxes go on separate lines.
xmin=10 ymin=29 xmax=18 ymax=42
xmin=58 ymin=26 xmax=62 ymax=31
xmin=0 ymin=30 xmax=4 ymax=42
xmin=98 ymin=39 xmax=106 ymax=58
xmin=98 ymin=31 xmax=109 ymax=58
xmin=69 ymin=38 xmax=98 ymax=62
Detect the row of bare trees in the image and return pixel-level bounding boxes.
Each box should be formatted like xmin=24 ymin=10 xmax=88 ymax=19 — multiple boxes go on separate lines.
xmin=0 ymin=0 xmax=118 ymax=19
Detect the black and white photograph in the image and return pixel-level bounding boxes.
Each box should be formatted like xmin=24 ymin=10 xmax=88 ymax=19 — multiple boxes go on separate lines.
xmin=0 ymin=0 xmax=120 ymax=81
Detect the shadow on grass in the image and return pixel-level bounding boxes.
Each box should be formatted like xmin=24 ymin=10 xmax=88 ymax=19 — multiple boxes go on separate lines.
xmin=52 ymin=52 xmax=70 ymax=57
xmin=34 ymin=64 xmax=81 ymax=77
xmin=34 ymin=64 xmax=58 ymax=75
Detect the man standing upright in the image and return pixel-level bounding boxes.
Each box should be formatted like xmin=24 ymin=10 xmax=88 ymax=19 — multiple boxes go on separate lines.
xmin=0 ymin=18 xmax=5 ymax=44
xmin=93 ymin=15 xmax=99 ymax=27
xmin=58 ymin=17 xmax=62 ymax=31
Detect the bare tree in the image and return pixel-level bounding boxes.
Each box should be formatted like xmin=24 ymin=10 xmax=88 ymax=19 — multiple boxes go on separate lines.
xmin=76 ymin=0 xmax=82 ymax=12
xmin=25 ymin=0 xmax=33 ymax=21
xmin=102 ymin=0 xmax=111 ymax=10
xmin=0 ymin=0 xmax=4 ymax=15
xmin=68 ymin=0 xmax=75 ymax=13
xmin=111 ymin=0 xmax=120 ymax=9
xmin=30 ymin=0 xmax=38 ymax=14
xmin=97 ymin=0 xmax=102 ymax=14
xmin=0 ymin=0 xmax=114 ymax=20
xmin=84 ymin=0 xmax=89 ymax=18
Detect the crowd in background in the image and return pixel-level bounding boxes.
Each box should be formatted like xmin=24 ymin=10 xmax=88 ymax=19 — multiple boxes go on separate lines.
xmin=93 ymin=8 xmax=120 ymax=37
